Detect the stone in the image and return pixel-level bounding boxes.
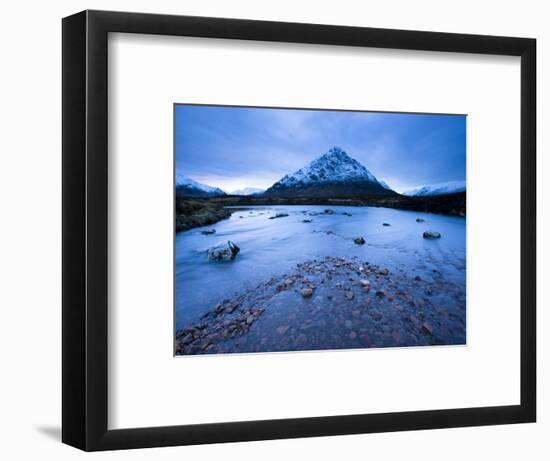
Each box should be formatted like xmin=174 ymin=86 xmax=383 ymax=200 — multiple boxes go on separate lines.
xmin=276 ymin=325 xmax=290 ymax=335
xmin=302 ymin=219 xmax=313 ymax=223
xmin=378 ymin=268 xmax=389 ymax=276
xmin=349 ymin=331 xmax=357 ymax=340
xmin=423 ymin=230 xmax=441 ymax=239
xmin=382 ymin=222 xmax=391 ymax=227
xmin=207 ymin=241 xmax=240 ymax=261
xmin=360 ymin=279 xmax=370 ymax=288
xmin=345 ymin=291 xmax=354 ymax=300
xmin=300 ymin=287 xmax=314 ymax=297
xmin=416 ymin=218 xmax=425 ymax=223
xmin=375 ymin=290 xmax=386 ymax=298
xmin=422 ymin=322 xmax=433 ymax=335
xmin=181 ymin=333 xmax=193 ymax=345
xmin=324 ymin=209 xmax=335 ymax=215
xmin=370 ymin=311 xmax=382 ymax=321
xmin=269 ymin=213 xmax=289 ymax=220
xmin=354 ymin=237 xmax=366 ymax=245
xmin=200 ymin=229 xmax=216 ymax=235
xmin=345 ymin=320 xmax=353 ymax=329
xmin=414 ymin=276 xmax=422 ymax=281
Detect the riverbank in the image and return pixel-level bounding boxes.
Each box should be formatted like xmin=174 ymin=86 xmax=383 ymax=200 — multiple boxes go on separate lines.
xmin=175 ymin=255 xmax=466 ymax=355
xmin=175 ymin=192 xmax=466 ymax=232
xmin=175 ymin=198 xmax=233 ymax=232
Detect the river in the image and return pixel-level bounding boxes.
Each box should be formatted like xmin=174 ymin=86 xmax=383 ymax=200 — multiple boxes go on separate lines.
xmin=175 ymin=205 xmax=466 ymax=340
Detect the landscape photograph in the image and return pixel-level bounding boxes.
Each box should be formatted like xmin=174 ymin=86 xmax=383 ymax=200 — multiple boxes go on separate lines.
xmin=174 ymin=104 xmax=466 ymax=356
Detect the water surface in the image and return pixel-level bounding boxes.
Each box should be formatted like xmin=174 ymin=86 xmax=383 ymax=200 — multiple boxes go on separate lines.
xmin=175 ymin=205 xmax=466 ymax=331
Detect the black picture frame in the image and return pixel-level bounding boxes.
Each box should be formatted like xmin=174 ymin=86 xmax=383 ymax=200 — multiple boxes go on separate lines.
xmin=62 ymin=10 xmax=536 ymax=451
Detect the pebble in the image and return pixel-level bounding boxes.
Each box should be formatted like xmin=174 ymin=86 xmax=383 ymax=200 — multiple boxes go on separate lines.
xmin=300 ymin=288 xmax=313 ymax=297
xmin=370 ymin=311 xmax=383 ymax=321
xmin=345 ymin=291 xmax=354 ymax=300
xmin=276 ymin=325 xmax=290 ymax=335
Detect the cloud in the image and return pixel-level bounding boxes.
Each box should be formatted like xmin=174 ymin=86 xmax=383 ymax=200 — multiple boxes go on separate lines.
xmin=175 ymin=105 xmax=466 ymax=191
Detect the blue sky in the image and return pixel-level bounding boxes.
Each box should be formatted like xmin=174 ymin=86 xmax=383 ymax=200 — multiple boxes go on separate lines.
xmin=175 ymin=105 xmax=466 ymax=194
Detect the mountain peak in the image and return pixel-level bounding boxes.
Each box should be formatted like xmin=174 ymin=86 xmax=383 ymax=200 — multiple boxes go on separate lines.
xmin=263 ymin=147 xmax=393 ymax=197
xmin=325 ymin=145 xmax=347 ymax=156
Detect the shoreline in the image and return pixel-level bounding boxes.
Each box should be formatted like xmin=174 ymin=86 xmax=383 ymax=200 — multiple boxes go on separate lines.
xmin=175 ymin=192 xmax=466 ymax=233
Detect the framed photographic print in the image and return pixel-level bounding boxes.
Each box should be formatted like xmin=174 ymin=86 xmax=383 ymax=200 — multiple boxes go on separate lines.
xmin=62 ymin=10 xmax=536 ymax=451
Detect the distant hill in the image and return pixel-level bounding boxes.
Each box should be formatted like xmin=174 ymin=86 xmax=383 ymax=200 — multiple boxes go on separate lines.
xmin=175 ymin=173 xmax=226 ymax=197
xmin=229 ymin=187 xmax=265 ymax=196
xmin=403 ymin=180 xmax=466 ymax=197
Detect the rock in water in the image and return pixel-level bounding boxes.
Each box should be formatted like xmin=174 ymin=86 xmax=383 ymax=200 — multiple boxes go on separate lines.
xmin=423 ymin=231 xmax=441 ymax=240
xmin=382 ymin=222 xmax=391 ymax=226
xmin=207 ymin=241 xmax=240 ymax=261
xmin=269 ymin=213 xmax=289 ymax=220
xmin=354 ymin=237 xmax=366 ymax=245
xmin=200 ymin=229 xmax=216 ymax=235
xmin=416 ymin=218 xmax=425 ymax=223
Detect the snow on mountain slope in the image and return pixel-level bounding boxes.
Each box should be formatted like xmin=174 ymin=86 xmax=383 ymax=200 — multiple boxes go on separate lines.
xmin=175 ymin=173 xmax=226 ymax=197
xmin=229 ymin=187 xmax=265 ymax=196
xmin=403 ymin=180 xmax=466 ymax=197
xmin=277 ymin=146 xmax=377 ymax=186
xmin=264 ymin=147 xmax=392 ymax=197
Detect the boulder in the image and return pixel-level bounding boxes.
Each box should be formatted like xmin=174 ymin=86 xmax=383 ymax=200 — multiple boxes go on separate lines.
xmin=354 ymin=237 xmax=366 ymax=245
xmin=323 ymin=209 xmax=335 ymax=215
xmin=423 ymin=230 xmax=441 ymax=240
xmin=207 ymin=241 xmax=240 ymax=261
xmin=269 ymin=213 xmax=289 ymax=220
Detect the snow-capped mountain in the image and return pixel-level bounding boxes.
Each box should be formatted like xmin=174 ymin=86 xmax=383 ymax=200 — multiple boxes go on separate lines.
xmin=263 ymin=147 xmax=393 ymax=198
xmin=175 ymin=173 xmax=226 ymax=197
xmin=403 ymin=180 xmax=466 ymax=197
xmin=378 ymin=180 xmax=394 ymax=192
xmin=229 ymin=187 xmax=265 ymax=196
